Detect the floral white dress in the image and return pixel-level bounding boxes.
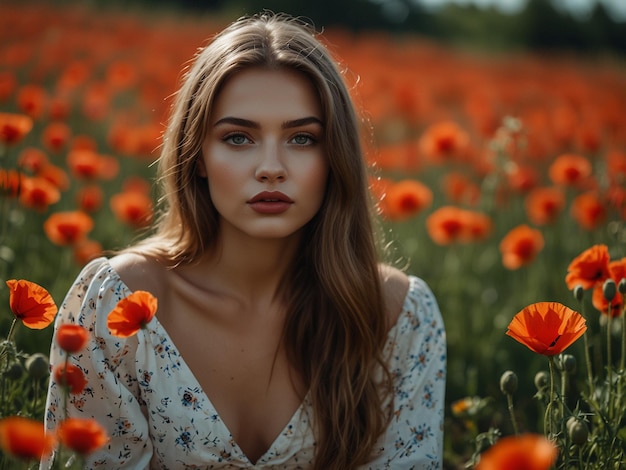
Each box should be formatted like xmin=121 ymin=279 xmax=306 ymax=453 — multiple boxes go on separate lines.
xmin=42 ymin=257 xmax=446 ymax=469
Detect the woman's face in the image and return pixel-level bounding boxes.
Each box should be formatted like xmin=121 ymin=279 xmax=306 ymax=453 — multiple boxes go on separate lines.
xmin=200 ymin=67 xmax=328 ymax=241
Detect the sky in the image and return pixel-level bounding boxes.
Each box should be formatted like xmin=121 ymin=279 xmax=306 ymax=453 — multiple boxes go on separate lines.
xmin=412 ymin=0 xmax=626 ymax=21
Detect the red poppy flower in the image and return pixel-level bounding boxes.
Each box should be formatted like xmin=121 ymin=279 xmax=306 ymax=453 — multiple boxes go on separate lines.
xmin=57 ymin=418 xmax=108 ymax=455
xmin=57 ymin=61 xmax=91 ymax=91
xmin=506 ymin=164 xmax=539 ymax=194
xmin=0 ymin=416 xmax=56 ymax=461
xmin=43 ymin=211 xmax=94 ymax=246
xmin=98 ymin=154 xmax=120 ymax=181
xmin=426 ymin=206 xmax=470 ymax=245
xmin=0 ymin=112 xmax=33 ymax=145
xmin=575 ymin=121 xmax=601 ymax=154
xmin=524 ymin=187 xmax=566 ymax=226
xmin=383 ymin=179 xmax=433 ymax=221
xmin=66 ymin=149 xmax=102 ymax=180
xmin=464 ymin=210 xmax=493 ymax=242
xmin=53 ymin=363 xmax=87 ymax=394
xmin=476 ymin=433 xmax=557 ymax=470
xmin=373 ymin=141 xmax=420 ymax=172
xmin=71 ymin=134 xmax=98 ymax=152
xmin=73 ymin=239 xmax=103 ymax=266
xmin=565 ymin=244 xmax=611 ymax=290
xmin=122 ymin=176 xmax=152 ymax=195
xmin=48 ymin=96 xmax=71 ymax=121
xmin=552 ymin=105 xmax=577 ymax=149
xmin=17 ymin=147 xmax=49 ymax=173
xmin=499 ymin=224 xmax=544 ymax=270
xmin=548 ymin=153 xmax=592 ymax=188
xmin=441 ymin=172 xmax=480 ymax=206
xmin=0 ymin=169 xmax=23 ymax=198
xmin=0 ymin=71 xmax=17 ymax=103
xmin=16 ymin=84 xmax=47 ymax=119
xmin=38 ymin=163 xmax=70 ymax=192
xmin=2 ymin=43 xmax=33 ymax=69
xmin=110 ymin=191 xmax=154 ymax=228
xmin=41 ymin=121 xmax=71 ymax=153
xmin=107 ymin=291 xmax=158 ymax=338
xmin=506 ymin=302 xmax=587 ymax=356
xmin=82 ymin=83 xmax=110 ymax=121
xmin=591 ymin=258 xmax=626 ymax=317
xmin=606 ymin=150 xmax=626 ymax=185
xmin=76 ymin=185 xmax=104 ymax=213
xmin=18 ymin=176 xmax=61 ymax=212
xmin=571 ymin=191 xmax=606 ymax=231
xmin=419 ymin=120 xmax=470 ymax=164
xmin=6 ymin=279 xmax=57 ymax=329
xmin=606 ymin=185 xmax=626 ymax=214
xmin=106 ymin=60 xmax=137 ymax=90
xmin=56 ymin=324 xmax=90 ymax=353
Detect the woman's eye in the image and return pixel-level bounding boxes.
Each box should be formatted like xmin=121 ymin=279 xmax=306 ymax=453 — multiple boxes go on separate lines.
xmin=290 ymin=134 xmax=316 ymax=145
xmin=224 ymin=134 xmax=250 ymax=145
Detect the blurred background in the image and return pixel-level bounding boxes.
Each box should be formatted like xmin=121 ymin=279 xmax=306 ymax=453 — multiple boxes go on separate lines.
xmin=1 ymin=1 xmax=625 ymax=468
xmin=50 ymin=0 xmax=626 ymax=52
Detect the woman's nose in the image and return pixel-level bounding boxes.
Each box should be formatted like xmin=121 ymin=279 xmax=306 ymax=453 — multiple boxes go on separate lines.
xmin=255 ymin=142 xmax=286 ymax=182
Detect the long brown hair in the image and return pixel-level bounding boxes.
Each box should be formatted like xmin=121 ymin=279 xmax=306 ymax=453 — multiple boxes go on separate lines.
xmin=133 ymin=12 xmax=392 ymax=468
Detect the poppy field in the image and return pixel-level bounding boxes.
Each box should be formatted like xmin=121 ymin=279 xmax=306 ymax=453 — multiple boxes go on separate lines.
xmin=1 ymin=1 xmax=625 ymax=468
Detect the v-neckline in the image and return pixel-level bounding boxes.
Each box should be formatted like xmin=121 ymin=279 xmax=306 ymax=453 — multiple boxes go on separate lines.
xmin=105 ymin=259 xmax=414 ymax=464
xmin=110 ymin=265 xmax=310 ymax=465
xmin=154 ymin=316 xmax=311 ymax=464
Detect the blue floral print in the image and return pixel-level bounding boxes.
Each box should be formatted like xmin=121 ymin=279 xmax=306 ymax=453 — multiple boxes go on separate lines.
xmin=42 ymin=258 xmax=446 ymax=469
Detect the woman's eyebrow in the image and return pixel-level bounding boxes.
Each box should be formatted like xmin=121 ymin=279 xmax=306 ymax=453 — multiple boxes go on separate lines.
xmin=213 ymin=117 xmax=259 ymax=128
xmin=282 ymin=117 xmax=323 ymax=129
xmin=212 ymin=116 xmax=323 ymax=129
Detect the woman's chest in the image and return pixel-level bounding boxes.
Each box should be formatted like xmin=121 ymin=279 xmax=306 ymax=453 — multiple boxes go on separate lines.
xmin=150 ymin=290 xmax=307 ymax=464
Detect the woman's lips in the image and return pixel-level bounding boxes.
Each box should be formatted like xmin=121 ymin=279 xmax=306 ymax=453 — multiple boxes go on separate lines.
xmin=248 ymin=191 xmax=293 ymax=214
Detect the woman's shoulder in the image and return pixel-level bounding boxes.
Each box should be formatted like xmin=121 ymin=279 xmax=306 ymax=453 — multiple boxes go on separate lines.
xmin=108 ymin=252 xmax=167 ymax=299
xmin=380 ymin=264 xmax=443 ymax=331
xmin=379 ymin=264 xmax=410 ymax=330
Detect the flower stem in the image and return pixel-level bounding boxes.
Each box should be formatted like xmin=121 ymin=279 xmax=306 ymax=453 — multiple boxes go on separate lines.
xmin=506 ymin=393 xmax=519 ymax=436
xmin=545 ymin=356 xmax=557 ymax=439
xmin=0 ymin=320 xmax=16 ymax=417
xmin=578 ymin=298 xmax=594 ymax=395
xmin=5 ymin=318 xmax=17 ymax=344
xmin=616 ymin=299 xmax=625 ymax=430
xmin=606 ymin=307 xmax=614 ymax=423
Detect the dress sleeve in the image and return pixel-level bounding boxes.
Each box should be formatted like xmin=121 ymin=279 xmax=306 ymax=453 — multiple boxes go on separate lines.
xmin=41 ymin=258 xmax=153 ymax=469
xmin=365 ymin=276 xmax=447 ymax=470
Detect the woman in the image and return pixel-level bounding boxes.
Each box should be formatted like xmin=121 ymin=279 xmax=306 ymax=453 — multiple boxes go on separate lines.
xmin=43 ymin=12 xmax=446 ymax=469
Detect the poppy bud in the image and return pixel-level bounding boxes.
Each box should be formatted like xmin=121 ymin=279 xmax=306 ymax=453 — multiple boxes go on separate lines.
xmin=603 ymin=279 xmax=616 ymax=302
xmin=619 ymin=278 xmax=626 ymax=295
xmin=534 ymin=371 xmax=549 ymax=391
xmin=559 ymin=354 xmax=576 ymax=374
xmin=500 ymin=370 xmax=518 ymax=395
xmin=5 ymin=362 xmax=24 ymax=381
xmin=573 ymin=285 xmax=584 ymax=302
xmin=567 ymin=417 xmax=589 ymax=446
xmin=25 ymin=353 xmax=49 ymax=380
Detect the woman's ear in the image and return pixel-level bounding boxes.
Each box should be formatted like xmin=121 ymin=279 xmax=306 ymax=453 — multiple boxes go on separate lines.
xmin=197 ymin=156 xmax=207 ymax=178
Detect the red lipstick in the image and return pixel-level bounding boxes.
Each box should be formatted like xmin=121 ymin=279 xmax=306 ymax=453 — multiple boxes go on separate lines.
xmin=247 ymin=191 xmax=293 ymax=214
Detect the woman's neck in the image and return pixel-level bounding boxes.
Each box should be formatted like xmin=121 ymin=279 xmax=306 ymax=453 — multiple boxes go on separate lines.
xmin=183 ymin=225 xmax=301 ymax=307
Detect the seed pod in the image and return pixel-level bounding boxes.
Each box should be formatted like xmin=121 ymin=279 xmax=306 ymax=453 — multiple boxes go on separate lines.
xmin=567 ymin=417 xmax=589 ymax=446
xmin=603 ymin=279 xmax=616 ymax=302
xmin=534 ymin=371 xmax=549 ymax=391
xmin=500 ymin=370 xmax=518 ymax=395
xmin=573 ymin=285 xmax=584 ymax=302
xmin=25 ymin=353 xmax=49 ymax=380
xmin=560 ymin=354 xmax=577 ymax=374
xmin=5 ymin=362 xmax=24 ymax=380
